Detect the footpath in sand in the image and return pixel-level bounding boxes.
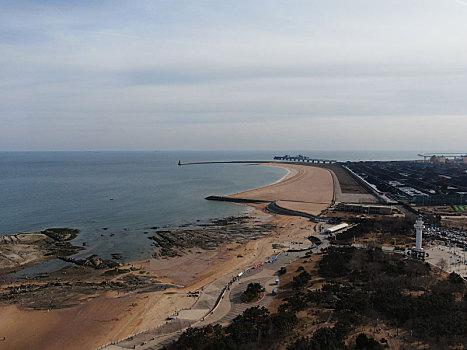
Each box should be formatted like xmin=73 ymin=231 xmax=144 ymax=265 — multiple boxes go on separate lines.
xmin=0 ymin=164 xmax=335 ymax=350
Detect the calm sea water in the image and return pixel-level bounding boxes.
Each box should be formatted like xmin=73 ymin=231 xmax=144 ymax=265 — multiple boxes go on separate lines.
xmin=0 ymin=150 xmax=421 ymax=263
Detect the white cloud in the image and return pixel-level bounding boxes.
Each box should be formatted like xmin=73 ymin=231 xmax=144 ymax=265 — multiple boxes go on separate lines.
xmin=0 ymin=0 xmax=466 ymax=150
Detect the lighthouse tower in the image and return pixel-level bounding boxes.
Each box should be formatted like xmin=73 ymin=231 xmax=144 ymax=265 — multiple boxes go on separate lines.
xmin=410 ymin=216 xmax=427 ymax=260
xmin=414 ymin=216 xmax=424 ymax=251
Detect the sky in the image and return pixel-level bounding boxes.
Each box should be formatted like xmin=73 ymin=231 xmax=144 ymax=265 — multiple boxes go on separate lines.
xmin=1 ymin=0 xmax=467 ymax=151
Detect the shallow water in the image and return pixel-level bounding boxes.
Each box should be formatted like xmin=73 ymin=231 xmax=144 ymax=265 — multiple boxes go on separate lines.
xmin=0 ymin=151 xmax=287 ymax=261
xmin=0 ymin=150 xmax=422 ymax=262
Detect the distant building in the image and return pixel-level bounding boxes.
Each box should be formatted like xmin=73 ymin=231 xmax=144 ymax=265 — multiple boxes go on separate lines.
xmin=430 ymin=155 xmax=446 ymax=163
xmin=336 ymin=203 xmax=393 ymax=215
xmin=413 ymin=193 xmax=466 ymax=206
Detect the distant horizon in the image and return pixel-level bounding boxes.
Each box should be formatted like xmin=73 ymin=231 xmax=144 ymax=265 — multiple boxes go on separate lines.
xmin=1 ymin=149 xmax=465 ymax=155
xmin=1 ymin=1 xmax=467 ymax=150
xmin=1 ymin=149 xmax=464 ymax=152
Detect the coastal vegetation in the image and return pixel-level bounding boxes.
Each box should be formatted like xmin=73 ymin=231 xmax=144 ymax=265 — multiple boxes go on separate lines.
xmin=166 ymin=306 xmax=298 ymax=350
xmin=241 ymin=283 xmax=265 ymax=303
xmin=278 ymin=266 xmax=287 ymax=275
xmin=335 ymin=218 xmax=415 ymax=246
xmin=167 ymin=247 xmax=466 ymax=349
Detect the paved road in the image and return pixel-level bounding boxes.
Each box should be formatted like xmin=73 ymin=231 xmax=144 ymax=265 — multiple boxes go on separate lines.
xmin=216 ymin=276 xmax=274 ymax=325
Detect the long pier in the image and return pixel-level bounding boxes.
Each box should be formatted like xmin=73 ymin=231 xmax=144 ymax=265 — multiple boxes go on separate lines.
xmin=178 ymin=159 xmax=338 ymax=166
xmin=273 ymin=155 xmax=337 ymax=164
xmin=178 ymin=160 xmax=273 ymax=166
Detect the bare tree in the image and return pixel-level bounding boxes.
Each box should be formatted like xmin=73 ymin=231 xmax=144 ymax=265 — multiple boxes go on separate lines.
xmin=436 ymin=258 xmax=448 ymax=274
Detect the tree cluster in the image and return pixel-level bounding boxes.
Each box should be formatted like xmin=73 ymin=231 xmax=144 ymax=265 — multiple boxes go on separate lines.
xmin=335 ymin=218 xmax=413 ymax=242
xmin=241 ymin=283 xmax=265 ymax=303
xmin=292 ymin=270 xmax=312 ymax=290
xmin=167 ymin=247 xmax=466 ymax=349
xmin=314 ymin=248 xmax=467 ymax=347
xmin=287 ymin=326 xmax=348 ymax=350
xmin=165 ymin=306 xmax=297 ymax=350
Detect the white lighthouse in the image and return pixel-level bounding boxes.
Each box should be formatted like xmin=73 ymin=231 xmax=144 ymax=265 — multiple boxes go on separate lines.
xmin=410 ymin=216 xmax=427 ymax=259
xmin=414 ymin=216 xmax=424 ymax=251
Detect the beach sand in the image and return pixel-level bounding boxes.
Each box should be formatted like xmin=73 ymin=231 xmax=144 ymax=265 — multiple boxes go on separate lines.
xmin=0 ymin=163 xmax=334 ymax=350
xmin=230 ymin=163 xmax=334 ymax=215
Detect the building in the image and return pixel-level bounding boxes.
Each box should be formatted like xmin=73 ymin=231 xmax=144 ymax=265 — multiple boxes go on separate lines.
xmin=413 ymin=193 xmax=465 ymax=206
xmin=324 ymin=223 xmax=349 ymax=234
xmin=336 ymin=203 xmax=394 ymax=215
xmin=430 ymin=155 xmax=446 ymax=163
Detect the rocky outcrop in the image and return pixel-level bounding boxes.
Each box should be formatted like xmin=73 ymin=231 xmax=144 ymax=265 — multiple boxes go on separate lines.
xmin=60 ymin=255 xmax=120 ymax=269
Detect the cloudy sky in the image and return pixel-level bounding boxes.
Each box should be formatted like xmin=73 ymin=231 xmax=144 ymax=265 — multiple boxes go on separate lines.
xmin=1 ymin=0 xmax=466 ymax=151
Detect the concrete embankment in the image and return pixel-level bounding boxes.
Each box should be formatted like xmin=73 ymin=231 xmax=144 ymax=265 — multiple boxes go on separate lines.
xmin=204 ymin=196 xmax=270 ymax=204
xmin=205 ymin=196 xmax=320 ymax=221
xmin=265 ymin=201 xmax=318 ymax=221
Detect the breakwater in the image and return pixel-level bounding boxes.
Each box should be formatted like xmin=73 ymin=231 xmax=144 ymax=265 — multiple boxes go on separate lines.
xmin=265 ymin=201 xmax=318 ymax=221
xmin=205 ymin=196 xmax=270 ymax=204
xmin=205 ymin=196 xmax=320 ymax=222
xmin=179 ymin=160 xmax=274 ymax=166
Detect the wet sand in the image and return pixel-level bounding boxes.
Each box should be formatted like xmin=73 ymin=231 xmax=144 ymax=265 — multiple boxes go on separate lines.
xmin=0 ymin=163 xmax=334 ymax=350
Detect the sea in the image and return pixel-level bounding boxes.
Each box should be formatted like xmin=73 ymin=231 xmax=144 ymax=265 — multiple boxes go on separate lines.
xmin=0 ymin=150 xmax=422 ymax=270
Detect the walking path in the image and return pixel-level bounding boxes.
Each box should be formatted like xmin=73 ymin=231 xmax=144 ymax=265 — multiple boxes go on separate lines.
xmin=101 ymin=250 xmax=309 ymax=350
xmin=202 ymin=251 xmax=303 ymax=327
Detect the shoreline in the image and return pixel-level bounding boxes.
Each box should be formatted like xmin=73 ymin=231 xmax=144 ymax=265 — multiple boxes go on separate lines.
xmin=103 ymin=163 xmax=334 ymax=348
xmin=0 ymin=164 xmax=295 ymax=281
xmin=222 ymin=162 xmax=295 ymax=199
xmin=261 ymin=163 xmax=295 ymax=186
xmin=227 ymin=163 xmax=299 ymax=199
xmin=0 ymin=162 xmax=289 ymax=265
xmin=0 ymin=163 xmax=335 ymax=350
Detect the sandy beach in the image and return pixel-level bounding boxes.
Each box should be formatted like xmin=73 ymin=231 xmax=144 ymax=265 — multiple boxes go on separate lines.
xmin=230 ymin=163 xmax=334 ymax=215
xmin=0 ymin=163 xmax=334 ymax=350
